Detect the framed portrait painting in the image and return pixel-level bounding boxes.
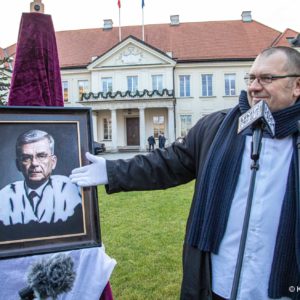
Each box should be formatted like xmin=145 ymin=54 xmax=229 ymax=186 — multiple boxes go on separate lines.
xmin=0 ymin=106 xmax=101 ymax=259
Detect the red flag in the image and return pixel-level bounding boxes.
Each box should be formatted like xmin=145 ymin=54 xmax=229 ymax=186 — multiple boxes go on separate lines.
xmin=118 ymin=0 xmax=121 ymax=8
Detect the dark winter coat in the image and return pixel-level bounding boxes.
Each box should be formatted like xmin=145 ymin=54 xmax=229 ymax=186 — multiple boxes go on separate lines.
xmin=106 ymin=110 xmax=227 ymax=299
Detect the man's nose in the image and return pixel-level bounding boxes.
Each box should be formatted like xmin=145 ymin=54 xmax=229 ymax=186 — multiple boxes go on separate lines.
xmin=248 ymin=78 xmax=263 ymax=90
xmin=30 ymin=156 xmax=40 ymax=165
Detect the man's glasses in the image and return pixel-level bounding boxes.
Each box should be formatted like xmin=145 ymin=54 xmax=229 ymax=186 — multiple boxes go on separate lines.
xmin=20 ymin=153 xmax=53 ymax=164
xmin=244 ymin=74 xmax=300 ymax=86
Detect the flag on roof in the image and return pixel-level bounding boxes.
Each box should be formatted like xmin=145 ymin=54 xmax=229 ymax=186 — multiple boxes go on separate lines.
xmin=118 ymin=0 xmax=121 ymax=8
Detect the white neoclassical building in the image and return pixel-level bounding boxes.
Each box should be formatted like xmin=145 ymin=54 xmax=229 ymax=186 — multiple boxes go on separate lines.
xmin=62 ymin=36 xmax=177 ymax=151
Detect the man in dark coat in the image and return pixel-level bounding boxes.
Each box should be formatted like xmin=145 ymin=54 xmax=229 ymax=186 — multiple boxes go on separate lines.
xmin=147 ymin=135 xmax=156 ymax=151
xmin=71 ymin=46 xmax=300 ymax=300
xmin=158 ymin=134 xmax=166 ymax=149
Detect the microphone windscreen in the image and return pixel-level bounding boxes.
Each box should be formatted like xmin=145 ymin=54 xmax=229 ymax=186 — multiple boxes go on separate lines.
xmin=18 ymin=286 xmax=35 ymax=300
xmin=27 ymin=253 xmax=76 ymax=299
xmin=27 ymin=259 xmax=48 ymax=299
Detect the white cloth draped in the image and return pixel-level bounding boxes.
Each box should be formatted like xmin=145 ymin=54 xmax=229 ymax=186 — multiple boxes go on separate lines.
xmin=0 ymin=246 xmax=116 ymax=300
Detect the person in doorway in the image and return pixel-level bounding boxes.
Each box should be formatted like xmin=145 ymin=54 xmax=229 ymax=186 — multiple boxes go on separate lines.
xmin=158 ymin=133 xmax=166 ymax=149
xmin=70 ymin=46 xmax=300 ymax=299
xmin=147 ymin=135 xmax=156 ymax=151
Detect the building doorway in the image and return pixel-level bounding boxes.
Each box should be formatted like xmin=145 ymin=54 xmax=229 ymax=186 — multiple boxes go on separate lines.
xmin=126 ymin=117 xmax=140 ymax=145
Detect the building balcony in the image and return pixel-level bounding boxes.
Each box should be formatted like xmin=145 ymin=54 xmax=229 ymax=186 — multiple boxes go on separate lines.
xmin=81 ymin=89 xmax=174 ymax=102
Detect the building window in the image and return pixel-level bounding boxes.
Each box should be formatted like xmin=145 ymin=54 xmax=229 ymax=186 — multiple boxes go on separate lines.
xmin=152 ymin=75 xmax=163 ymax=92
xmin=78 ymin=80 xmax=89 ymax=100
xmin=62 ymin=81 xmax=69 ymax=101
xmin=224 ymin=74 xmax=236 ymax=96
xmin=153 ymin=116 xmax=165 ymax=138
xmin=103 ymin=118 xmax=112 ymax=140
xmin=179 ymin=75 xmax=190 ymax=97
xmin=201 ymin=74 xmax=213 ymax=96
xmin=127 ymin=76 xmax=138 ymax=92
xmin=180 ymin=115 xmax=192 ymax=137
xmin=101 ymin=77 xmax=112 ymax=94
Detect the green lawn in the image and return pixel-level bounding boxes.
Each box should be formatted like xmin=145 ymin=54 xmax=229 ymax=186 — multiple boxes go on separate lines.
xmin=97 ymin=181 xmax=194 ymax=300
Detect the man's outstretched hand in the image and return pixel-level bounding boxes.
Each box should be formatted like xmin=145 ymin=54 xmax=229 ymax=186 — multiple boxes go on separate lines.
xmin=70 ymin=152 xmax=108 ymax=187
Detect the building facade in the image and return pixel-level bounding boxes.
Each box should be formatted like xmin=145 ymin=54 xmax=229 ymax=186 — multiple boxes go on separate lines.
xmin=62 ymin=37 xmax=253 ymax=151
xmin=62 ymin=36 xmax=177 ymax=151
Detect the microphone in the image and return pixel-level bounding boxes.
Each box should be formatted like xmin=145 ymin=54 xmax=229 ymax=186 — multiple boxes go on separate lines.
xmin=297 ymin=121 xmax=300 ymax=147
xmin=19 ymin=253 xmax=76 ymax=300
xmin=230 ymin=101 xmax=275 ymax=299
xmin=238 ymin=100 xmax=275 ymax=162
xmin=238 ymin=100 xmax=275 ymax=136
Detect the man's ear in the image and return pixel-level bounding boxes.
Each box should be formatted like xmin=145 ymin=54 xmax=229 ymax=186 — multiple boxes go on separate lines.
xmin=16 ymin=159 xmax=21 ymax=171
xmin=293 ymin=77 xmax=300 ymax=98
xmin=51 ymin=155 xmax=57 ymax=170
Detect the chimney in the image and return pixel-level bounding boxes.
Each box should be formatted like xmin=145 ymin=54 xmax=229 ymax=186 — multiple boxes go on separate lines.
xmin=241 ymin=11 xmax=252 ymax=22
xmin=30 ymin=0 xmax=45 ymax=13
xmin=170 ymin=15 xmax=180 ymax=26
xmin=103 ymin=19 xmax=113 ymax=30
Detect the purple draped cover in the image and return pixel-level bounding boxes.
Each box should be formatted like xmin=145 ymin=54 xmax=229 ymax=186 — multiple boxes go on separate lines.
xmin=8 ymin=13 xmax=63 ymax=106
xmin=8 ymin=12 xmax=113 ymax=299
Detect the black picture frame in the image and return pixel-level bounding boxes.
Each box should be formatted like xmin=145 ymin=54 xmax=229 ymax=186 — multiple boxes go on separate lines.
xmin=0 ymin=106 xmax=101 ymax=259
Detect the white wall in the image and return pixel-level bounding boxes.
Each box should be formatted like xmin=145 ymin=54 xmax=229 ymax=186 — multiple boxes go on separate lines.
xmin=61 ymin=70 xmax=91 ymax=103
xmin=174 ymin=61 xmax=252 ymax=137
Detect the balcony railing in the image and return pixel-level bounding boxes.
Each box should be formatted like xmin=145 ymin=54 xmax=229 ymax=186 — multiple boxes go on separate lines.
xmin=81 ymin=89 xmax=174 ymax=101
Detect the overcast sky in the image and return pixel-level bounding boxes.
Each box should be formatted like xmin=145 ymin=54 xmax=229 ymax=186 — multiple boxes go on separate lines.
xmin=1 ymin=0 xmax=299 ymax=48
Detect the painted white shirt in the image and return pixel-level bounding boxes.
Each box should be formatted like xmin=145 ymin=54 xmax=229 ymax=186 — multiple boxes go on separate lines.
xmin=212 ymin=136 xmax=293 ymax=300
xmin=0 ymin=175 xmax=82 ymax=224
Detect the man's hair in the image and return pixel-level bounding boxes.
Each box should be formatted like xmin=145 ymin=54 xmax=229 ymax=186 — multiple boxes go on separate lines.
xmin=259 ymin=46 xmax=300 ymax=74
xmin=16 ymin=130 xmax=55 ymax=157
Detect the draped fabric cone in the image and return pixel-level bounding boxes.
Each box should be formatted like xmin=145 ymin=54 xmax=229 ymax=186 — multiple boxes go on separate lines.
xmin=8 ymin=13 xmax=63 ymax=106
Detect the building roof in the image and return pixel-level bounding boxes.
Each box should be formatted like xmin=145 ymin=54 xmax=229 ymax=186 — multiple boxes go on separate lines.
xmin=2 ymin=18 xmax=299 ymax=68
xmin=55 ymin=19 xmax=285 ymax=68
xmin=0 ymin=45 xmax=16 ymax=70
xmin=0 ymin=44 xmax=17 ymax=64
xmin=272 ymin=28 xmax=299 ymax=47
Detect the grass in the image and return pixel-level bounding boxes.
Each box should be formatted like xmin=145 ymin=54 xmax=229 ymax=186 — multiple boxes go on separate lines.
xmin=97 ymin=181 xmax=194 ymax=300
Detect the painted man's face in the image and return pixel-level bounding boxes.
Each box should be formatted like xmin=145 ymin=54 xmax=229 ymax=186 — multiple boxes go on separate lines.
xmin=18 ymin=138 xmax=57 ymax=189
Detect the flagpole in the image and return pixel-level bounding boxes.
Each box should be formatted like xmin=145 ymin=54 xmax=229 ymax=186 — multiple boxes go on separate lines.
xmin=142 ymin=9 xmax=144 ymax=41
xmin=142 ymin=0 xmax=145 ymax=41
xmin=119 ymin=8 xmax=121 ymax=41
xmin=118 ymin=0 xmax=121 ymax=42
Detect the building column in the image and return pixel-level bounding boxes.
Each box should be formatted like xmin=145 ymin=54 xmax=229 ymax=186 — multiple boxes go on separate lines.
xmin=111 ymin=109 xmax=117 ymax=152
xmin=168 ymin=106 xmax=175 ymax=143
xmin=139 ymin=107 xmax=146 ymax=151
xmin=92 ymin=111 xmax=98 ymax=141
